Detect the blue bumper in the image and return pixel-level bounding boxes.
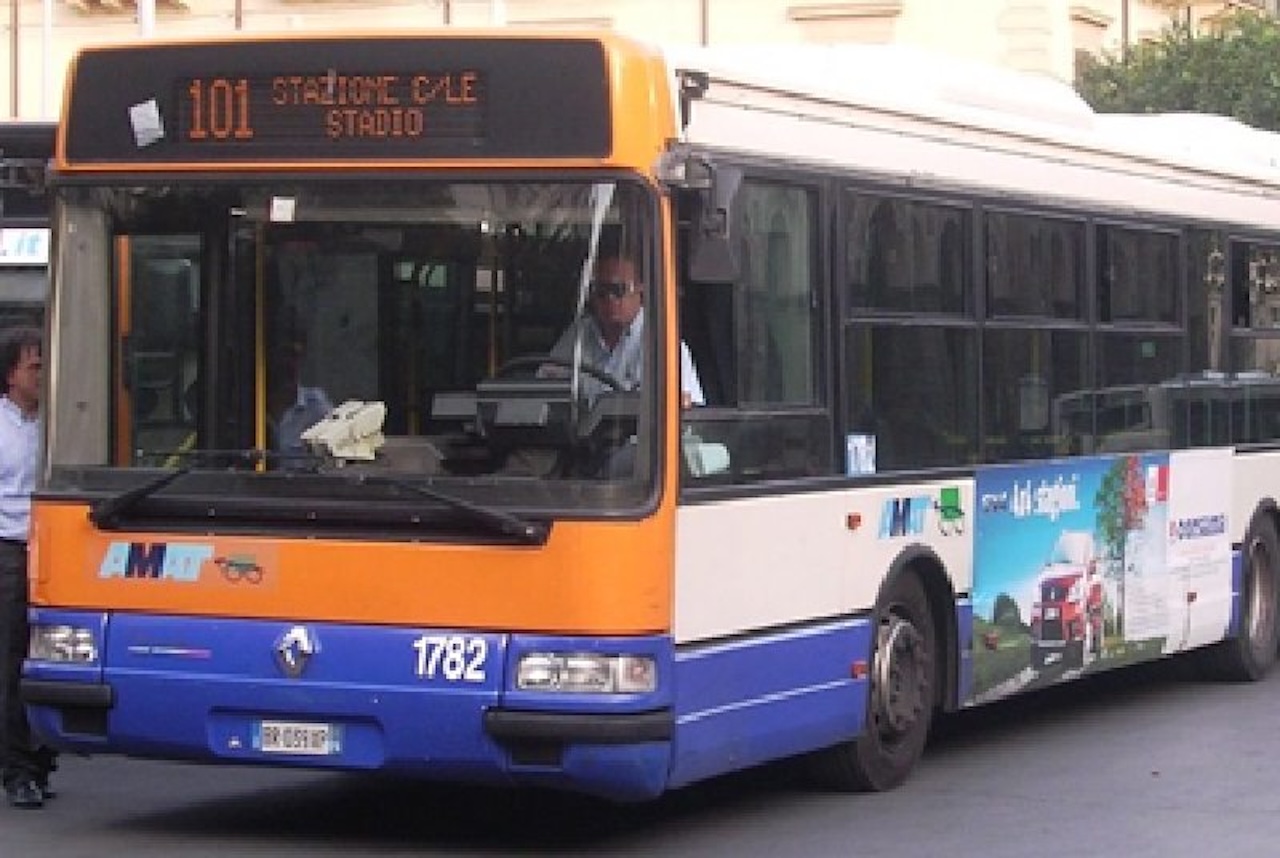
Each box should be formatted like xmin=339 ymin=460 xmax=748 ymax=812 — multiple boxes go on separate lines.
xmin=22 ymin=609 xmax=673 ymax=801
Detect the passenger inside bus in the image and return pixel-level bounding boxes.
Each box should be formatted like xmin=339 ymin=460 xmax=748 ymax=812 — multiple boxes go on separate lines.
xmin=266 ymin=333 xmax=333 ymax=458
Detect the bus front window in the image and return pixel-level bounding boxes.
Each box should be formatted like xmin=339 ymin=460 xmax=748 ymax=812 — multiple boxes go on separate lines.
xmin=46 ymin=180 xmax=662 ymax=518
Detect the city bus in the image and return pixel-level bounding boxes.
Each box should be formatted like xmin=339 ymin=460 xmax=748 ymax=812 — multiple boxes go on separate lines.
xmin=21 ymin=32 xmax=1280 ymax=801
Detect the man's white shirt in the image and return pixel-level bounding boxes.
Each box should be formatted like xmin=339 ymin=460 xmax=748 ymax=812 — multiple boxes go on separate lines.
xmin=548 ymin=307 xmax=705 ymax=404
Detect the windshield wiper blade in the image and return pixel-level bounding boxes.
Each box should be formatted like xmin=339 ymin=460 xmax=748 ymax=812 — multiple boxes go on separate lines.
xmin=90 ymin=454 xmax=546 ymax=543
xmin=89 ymin=467 xmax=192 ymax=529
xmin=90 ymin=446 xmax=300 ymax=529
xmin=138 ymin=447 xmax=322 ymax=469
xmin=353 ymin=474 xmax=547 ymax=545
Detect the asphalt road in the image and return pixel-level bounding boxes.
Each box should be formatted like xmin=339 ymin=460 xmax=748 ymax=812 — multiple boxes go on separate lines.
xmin=8 ymin=657 xmax=1280 ymax=857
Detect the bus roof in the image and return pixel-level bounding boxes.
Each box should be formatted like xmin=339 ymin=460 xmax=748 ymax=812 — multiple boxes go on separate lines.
xmin=666 ymin=42 xmax=1099 ymax=134
xmin=667 ymin=42 xmax=1280 ymax=224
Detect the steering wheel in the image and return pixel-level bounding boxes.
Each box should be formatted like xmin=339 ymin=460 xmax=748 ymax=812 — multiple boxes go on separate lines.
xmin=494 ymin=354 xmax=627 ymax=391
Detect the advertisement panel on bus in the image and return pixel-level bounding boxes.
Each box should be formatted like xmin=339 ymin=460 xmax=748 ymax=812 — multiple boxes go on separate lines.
xmin=971 ymin=449 xmax=1232 ymax=704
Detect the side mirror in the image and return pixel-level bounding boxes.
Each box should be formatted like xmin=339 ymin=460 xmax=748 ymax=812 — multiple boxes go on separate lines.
xmin=688 ymin=163 xmax=742 ymax=283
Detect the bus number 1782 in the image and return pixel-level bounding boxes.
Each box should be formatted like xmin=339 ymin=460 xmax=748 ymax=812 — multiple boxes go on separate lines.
xmin=412 ymin=634 xmax=487 ymax=683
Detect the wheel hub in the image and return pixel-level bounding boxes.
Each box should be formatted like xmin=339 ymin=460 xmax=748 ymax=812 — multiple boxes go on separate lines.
xmin=871 ymin=615 xmax=930 ymax=739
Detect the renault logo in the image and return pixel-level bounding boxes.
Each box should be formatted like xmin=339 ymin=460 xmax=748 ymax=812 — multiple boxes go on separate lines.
xmin=274 ymin=625 xmax=318 ymax=678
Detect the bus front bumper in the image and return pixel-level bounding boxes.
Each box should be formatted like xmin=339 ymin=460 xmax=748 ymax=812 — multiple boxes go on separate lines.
xmin=21 ymin=609 xmax=676 ymax=802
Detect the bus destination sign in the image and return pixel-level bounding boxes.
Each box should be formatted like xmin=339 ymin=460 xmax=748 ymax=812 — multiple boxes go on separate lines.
xmin=63 ymin=38 xmax=611 ymax=163
xmin=178 ymin=70 xmax=486 ymax=145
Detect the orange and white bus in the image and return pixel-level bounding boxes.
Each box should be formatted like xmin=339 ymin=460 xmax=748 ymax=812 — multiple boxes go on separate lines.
xmin=22 ymin=33 xmax=1280 ymax=801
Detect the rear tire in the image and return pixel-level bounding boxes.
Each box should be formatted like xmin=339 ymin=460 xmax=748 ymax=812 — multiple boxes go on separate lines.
xmin=1200 ymin=515 xmax=1279 ymax=682
xmin=808 ymin=572 xmax=936 ymax=791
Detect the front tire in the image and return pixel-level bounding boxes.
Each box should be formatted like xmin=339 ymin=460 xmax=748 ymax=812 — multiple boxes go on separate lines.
xmin=1200 ymin=515 xmax=1279 ymax=682
xmin=808 ymin=572 xmax=936 ymax=791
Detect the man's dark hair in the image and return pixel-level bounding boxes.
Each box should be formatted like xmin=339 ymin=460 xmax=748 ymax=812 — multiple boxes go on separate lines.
xmin=0 ymin=326 xmax=41 ymax=394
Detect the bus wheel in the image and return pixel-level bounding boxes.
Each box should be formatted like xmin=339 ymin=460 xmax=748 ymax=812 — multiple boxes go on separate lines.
xmin=808 ymin=572 xmax=936 ymax=792
xmin=1200 ymin=516 xmax=1279 ymax=682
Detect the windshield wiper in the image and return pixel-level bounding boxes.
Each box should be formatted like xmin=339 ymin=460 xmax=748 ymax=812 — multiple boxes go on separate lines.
xmin=137 ymin=447 xmax=322 ymax=469
xmin=350 ymin=473 xmax=548 ymax=545
xmin=91 ymin=451 xmax=547 ymax=544
xmin=89 ymin=466 xmax=193 ymax=529
xmin=88 ymin=447 xmax=316 ymax=529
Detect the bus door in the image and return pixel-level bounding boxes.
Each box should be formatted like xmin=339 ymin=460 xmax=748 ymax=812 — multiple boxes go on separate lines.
xmin=114 ymin=235 xmax=202 ymax=466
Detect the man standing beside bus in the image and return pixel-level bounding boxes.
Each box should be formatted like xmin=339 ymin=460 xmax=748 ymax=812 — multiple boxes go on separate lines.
xmin=0 ymin=326 xmax=56 ymax=809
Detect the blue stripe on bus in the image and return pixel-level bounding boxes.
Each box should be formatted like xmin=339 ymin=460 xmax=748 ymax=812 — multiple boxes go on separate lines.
xmin=955 ymin=598 xmax=974 ymax=705
xmin=668 ymin=617 xmax=872 ymax=789
xmin=1228 ymin=547 xmax=1243 ymax=638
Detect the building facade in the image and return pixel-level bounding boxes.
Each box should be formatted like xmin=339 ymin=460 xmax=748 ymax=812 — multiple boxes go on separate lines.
xmin=0 ymin=0 xmax=1273 ymax=119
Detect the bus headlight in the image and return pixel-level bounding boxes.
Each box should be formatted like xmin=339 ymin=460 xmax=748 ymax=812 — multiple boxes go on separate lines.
xmin=516 ymin=653 xmax=656 ymax=693
xmin=29 ymin=624 xmax=99 ymax=664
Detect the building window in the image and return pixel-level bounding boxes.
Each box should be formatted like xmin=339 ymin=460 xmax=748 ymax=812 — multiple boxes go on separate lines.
xmin=787 ymin=2 xmax=903 ymax=43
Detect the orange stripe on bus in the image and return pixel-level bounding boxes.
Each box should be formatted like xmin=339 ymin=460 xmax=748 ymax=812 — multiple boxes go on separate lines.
xmin=31 ymin=501 xmax=676 ymax=635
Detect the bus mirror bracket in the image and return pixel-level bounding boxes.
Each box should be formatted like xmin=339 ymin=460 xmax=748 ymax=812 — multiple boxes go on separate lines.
xmin=687 ymin=156 xmax=741 ymax=283
xmin=675 ymin=69 xmax=709 ymax=131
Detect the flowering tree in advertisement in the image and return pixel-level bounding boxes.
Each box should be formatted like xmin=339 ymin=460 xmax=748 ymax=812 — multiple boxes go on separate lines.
xmin=1095 ymin=455 xmax=1149 ymax=640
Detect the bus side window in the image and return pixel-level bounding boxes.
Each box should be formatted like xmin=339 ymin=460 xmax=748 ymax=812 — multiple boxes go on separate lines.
xmin=680 ymin=180 xmax=831 ymax=485
xmin=680 ymin=280 xmax=735 ymax=407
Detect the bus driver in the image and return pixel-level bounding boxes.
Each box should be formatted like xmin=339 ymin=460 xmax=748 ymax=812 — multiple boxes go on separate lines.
xmin=548 ymin=255 xmax=705 ymax=407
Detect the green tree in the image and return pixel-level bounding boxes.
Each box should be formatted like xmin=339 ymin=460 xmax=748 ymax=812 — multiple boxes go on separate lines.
xmin=1075 ymin=11 xmax=1280 ymax=132
xmin=992 ymin=592 xmax=1022 ymax=628
xmin=1096 ymin=458 xmax=1127 ymax=563
xmin=1095 ymin=455 xmax=1145 ymax=639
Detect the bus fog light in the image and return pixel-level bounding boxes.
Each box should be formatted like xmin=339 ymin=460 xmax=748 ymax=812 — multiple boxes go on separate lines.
xmin=29 ymin=624 xmax=99 ymax=664
xmin=516 ymin=653 xmax=656 ymax=693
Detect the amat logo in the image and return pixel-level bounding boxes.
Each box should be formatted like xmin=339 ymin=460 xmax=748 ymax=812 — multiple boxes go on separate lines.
xmin=99 ymin=541 xmax=215 ymax=582
xmin=879 ymin=496 xmax=930 ymax=538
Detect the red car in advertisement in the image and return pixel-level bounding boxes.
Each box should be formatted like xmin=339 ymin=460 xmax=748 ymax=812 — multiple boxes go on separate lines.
xmin=1031 ymin=531 xmax=1104 ymax=670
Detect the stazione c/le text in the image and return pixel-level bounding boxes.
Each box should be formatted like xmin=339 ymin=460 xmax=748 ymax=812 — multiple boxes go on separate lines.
xmin=270 ymin=72 xmax=480 ymax=108
xmin=274 ymin=72 xmax=480 ymax=141
xmin=184 ymin=71 xmax=483 ymax=143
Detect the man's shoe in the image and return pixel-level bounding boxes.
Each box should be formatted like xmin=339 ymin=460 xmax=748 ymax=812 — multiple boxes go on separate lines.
xmin=37 ymin=780 xmax=55 ymax=800
xmin=5 ymin=779 xmax=45 ymax=809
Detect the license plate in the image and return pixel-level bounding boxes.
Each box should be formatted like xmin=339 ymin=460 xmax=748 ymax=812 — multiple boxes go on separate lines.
xmin=255 ymin=720 xmax=342 ymax=756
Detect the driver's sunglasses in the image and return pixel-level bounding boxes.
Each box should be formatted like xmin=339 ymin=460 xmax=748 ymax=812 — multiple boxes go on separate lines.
xmin=590 ymin=280 xmax=638 ymax=299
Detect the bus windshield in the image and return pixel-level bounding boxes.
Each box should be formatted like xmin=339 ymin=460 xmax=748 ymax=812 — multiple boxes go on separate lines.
xmin=45 ymin=178 xmax=661 ymax=522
